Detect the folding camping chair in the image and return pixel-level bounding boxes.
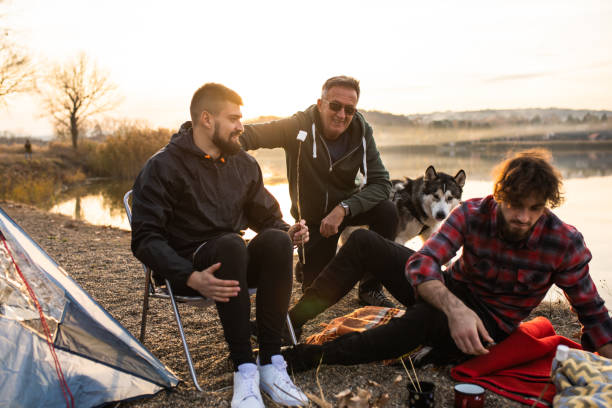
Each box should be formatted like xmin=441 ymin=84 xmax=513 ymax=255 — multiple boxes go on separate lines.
xmin=123 ymin=190 xmax=298 ymax=392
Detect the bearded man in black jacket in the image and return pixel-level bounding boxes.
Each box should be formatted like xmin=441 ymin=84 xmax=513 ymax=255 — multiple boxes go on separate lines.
xmin=131 ymin=83 xmax=308 ymax=408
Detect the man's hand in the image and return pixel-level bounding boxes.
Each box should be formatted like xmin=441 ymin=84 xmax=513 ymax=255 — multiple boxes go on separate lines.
xmin=288 ymin=219 xmax=309 ymax=246
xmin=320 ymin=205 xmax=345 ymax=237
xmin=447 ymin=304 xmax=494 ymax=355
xmin=597 ymin=342 xmax=612 ymax=359
xmin=417 ymin=280 xmax=494 ymax=355
xmin=186 ymin=263 xmax=240 ymax=302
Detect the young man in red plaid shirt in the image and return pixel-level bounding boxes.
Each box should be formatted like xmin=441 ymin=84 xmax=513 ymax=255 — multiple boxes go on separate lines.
xmin=283 ymin=149 xmax=612 ymax=369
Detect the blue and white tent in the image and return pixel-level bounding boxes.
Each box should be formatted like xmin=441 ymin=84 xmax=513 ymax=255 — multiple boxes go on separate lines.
xmin=0 ymin=206 xmax=178 ymax=408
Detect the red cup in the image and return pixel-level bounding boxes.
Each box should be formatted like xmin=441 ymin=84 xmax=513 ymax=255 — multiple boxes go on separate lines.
xmin=454 ymin=383 xmax=485 ymax=408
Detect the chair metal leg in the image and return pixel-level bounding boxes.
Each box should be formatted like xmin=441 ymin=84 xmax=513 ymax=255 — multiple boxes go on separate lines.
xmin=286 ymin=314 xmax=298 ymax=345
xmin=139 ymin=265 xmax=152 ymax=343
xmin=166 ymin=279 xmax=203 ymax=392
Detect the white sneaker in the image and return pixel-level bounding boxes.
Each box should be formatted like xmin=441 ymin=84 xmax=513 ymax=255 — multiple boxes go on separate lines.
xmin=258 ymin=355 xmax=308 ymax=406
xmin=231 ymin=363 xmax=264 ymax=408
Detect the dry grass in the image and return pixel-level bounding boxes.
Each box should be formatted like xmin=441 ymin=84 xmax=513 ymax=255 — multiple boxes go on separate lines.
xmin=86 ymin=126 xmax=171 ymax=180
xmin=1 ymin=202 xmax=583 ymax=407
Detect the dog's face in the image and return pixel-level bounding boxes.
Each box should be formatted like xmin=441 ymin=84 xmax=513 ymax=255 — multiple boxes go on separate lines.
xmin=421 ymin=166 xmax=466 ymax=221
xmin=391 ymin=166 xmax=466 ymax=242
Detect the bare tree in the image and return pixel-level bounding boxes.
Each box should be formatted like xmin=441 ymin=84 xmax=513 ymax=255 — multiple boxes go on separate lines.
xmin=39 ymin=52 xmax=122 ymax=149
xmin=0 ymin=3 xmax=35 ymax=104
xmin=0 ymin=42 xmax=34 ymax=102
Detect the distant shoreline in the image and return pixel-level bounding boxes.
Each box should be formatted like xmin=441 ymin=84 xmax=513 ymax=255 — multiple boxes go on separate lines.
xmin=379 ymin=139 xmax=612 ymax=153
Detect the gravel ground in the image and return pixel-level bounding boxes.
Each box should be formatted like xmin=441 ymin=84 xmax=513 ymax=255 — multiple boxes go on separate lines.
xmin=2 ymin=201 xmax=582 ymax=407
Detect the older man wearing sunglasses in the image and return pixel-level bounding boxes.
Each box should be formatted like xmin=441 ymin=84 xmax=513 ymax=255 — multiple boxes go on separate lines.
xmin=240 ymin=76 xmax=398 ymax=315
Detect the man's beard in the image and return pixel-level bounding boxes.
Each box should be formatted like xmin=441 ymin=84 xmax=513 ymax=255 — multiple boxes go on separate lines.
xmin=500 ymin=214 xmax=531 ymax=242
xmin=502 ymin=224 xmax=529 ymax=242
xmin=212 ymin=125 xmax=242 ymax=156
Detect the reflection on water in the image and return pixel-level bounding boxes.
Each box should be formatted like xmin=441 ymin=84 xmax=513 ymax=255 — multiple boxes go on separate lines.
xmin=38 ymin=148 xmax=612 ymax=306
xmin=48 ymin=179 xmax=134 ymax=230
xmin=51 ymin=194 xmax=131 ymax=230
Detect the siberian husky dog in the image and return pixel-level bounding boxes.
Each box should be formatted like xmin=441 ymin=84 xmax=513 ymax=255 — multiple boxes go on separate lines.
xmin=393 ymin=166 xmax=466 ymax=244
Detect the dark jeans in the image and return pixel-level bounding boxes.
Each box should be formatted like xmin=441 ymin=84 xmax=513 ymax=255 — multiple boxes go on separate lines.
xmin=289 ymin=229 xmax=508 ymax=366
xmin=290 ymin=229 xmax=415 ymax=329
xmin=317 ymin=280 xmax=508 ymax=366
xmin=172 ymin=230 xmax=293 ymax=369
xmin=298 ymin=199 xmax=399 ymax=292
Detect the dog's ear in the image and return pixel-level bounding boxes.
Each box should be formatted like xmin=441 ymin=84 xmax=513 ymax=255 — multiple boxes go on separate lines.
xmin=424 ymin=166 xmax=437 ymax=181
xmin=454 ymin=169 xmax=466 ymax=188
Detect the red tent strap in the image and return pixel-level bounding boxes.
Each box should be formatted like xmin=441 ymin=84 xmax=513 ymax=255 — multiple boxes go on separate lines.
xmin=1 ymin=236 xmax=74 ymax=408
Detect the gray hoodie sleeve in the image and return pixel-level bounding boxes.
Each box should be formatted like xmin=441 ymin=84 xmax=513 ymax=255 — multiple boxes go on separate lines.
xmin=240 ymin=115 xmax=301 ymax=151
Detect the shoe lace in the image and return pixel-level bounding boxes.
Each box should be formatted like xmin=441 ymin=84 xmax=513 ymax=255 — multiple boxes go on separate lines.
xmin=239 ymin=371 xmax=259 ymax=401
xmin=272 ymin=359 xmax=303 ymax=398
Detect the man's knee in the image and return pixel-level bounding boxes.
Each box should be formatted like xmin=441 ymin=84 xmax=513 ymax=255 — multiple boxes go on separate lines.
xmin=362 ymin=199 xmax=396 ymax=220
xmin=257 ymin=228 xmax=292 ymax=252
xmin=209 ymin=234 xmax=248 ymax=266
xmin=216 ymin=233 xmax=247 ymax=253
xmin=365 ymin=200 xmax=399 ymax=238
xmin=344 ymin=228 xmax=380 ymax=250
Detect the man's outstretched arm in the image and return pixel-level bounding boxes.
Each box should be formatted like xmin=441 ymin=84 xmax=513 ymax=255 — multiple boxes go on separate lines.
xmin=417 ymin=280 xmax=493 ymax=355
xmin=406 ymin=203 xmax=493 ymax=355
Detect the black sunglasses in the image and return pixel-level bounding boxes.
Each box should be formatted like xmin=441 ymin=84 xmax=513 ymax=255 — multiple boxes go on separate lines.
xmin=325 ymin=100 xmax=357 ymax=116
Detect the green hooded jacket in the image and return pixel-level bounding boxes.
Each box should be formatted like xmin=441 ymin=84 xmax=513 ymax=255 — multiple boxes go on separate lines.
xmin=240 ymin=105 xmax=391 ymax=226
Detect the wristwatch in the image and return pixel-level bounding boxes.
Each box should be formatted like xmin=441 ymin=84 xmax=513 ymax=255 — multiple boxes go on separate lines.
xmin=340 ymin=202 xmax=350 ymax=216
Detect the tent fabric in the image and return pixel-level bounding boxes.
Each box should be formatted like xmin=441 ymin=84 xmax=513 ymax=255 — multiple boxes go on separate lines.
xmin=0 ymin=206 xmax=178 ymax=408
xmin=551 ymin=348 xmax=612 ymax=408
xmin=451 ymin=316 xmax=582 ymax=408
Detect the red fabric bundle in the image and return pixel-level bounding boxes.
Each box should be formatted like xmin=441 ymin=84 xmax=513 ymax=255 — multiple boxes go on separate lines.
xmin=451 ymin=316 xmax=581 ymax=407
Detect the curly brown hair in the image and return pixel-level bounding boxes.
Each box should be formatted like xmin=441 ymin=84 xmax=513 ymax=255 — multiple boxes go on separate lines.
xmin=493 ymin=149 xmax=564 ymax=208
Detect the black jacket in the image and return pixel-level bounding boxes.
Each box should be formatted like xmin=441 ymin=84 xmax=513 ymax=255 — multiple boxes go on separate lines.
xmin=241 ymin=105 xmax=391 ymax=225
xmin=131 ymin=121 xmax=288 ymax=285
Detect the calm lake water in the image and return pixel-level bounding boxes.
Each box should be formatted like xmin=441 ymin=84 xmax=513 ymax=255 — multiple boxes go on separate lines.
xmin=49 ymin=147 xmax=612 ymax=306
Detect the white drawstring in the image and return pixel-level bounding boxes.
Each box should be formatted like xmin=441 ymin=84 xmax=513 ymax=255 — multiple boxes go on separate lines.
xmin=361 ymin=136 xmax=367 ymax=187
xmin=311 ymin=123 xmax=317 ymax=158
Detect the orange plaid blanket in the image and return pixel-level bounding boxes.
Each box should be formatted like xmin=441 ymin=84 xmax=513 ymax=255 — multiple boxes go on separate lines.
xmin=305 ymin=306 xmax=405 ymax=345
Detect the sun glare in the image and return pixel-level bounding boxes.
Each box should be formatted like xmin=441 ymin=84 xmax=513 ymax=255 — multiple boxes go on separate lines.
xmin=1 ymin=0 xmax=611 ymax=137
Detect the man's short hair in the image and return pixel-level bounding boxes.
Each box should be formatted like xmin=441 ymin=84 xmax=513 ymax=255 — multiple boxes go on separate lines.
xmin=190 ymin=83 xmax=243 ymax=124
xmin=493 ymin=149 xmax=564 ymax=208
xmin=321 ymin=76 xmax=360 ymax=100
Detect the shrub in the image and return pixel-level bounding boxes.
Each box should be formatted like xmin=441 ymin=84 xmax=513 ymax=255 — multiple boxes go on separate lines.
xmin=5 ymin=176 xmax=58 ymax=207
xmin=88 ymin=124 xmax=171 ymax=180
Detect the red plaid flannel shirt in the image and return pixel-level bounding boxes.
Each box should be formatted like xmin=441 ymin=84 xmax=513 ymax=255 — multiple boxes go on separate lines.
xmin=406 ymin=195 xmax=612 ymax=351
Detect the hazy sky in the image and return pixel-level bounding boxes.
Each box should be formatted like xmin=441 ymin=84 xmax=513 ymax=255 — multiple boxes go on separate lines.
xmin=2 ymin=0 xmax=612 ymax=137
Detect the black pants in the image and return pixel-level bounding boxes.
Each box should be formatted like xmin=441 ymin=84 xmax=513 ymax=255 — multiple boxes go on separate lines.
xmin=298 ymin=199 xmax=399 ymax=291
xmin=289 ymin=229 xmax=508 ymax=366
xmin=172 ymin=230 xmax=293 ymax=369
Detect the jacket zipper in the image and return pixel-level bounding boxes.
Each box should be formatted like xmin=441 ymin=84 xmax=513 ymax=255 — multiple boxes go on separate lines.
xmin=331 ymin=143 xmax=362 ymax=170
xmin=316 ymin=130 xmax=363 ymax=213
